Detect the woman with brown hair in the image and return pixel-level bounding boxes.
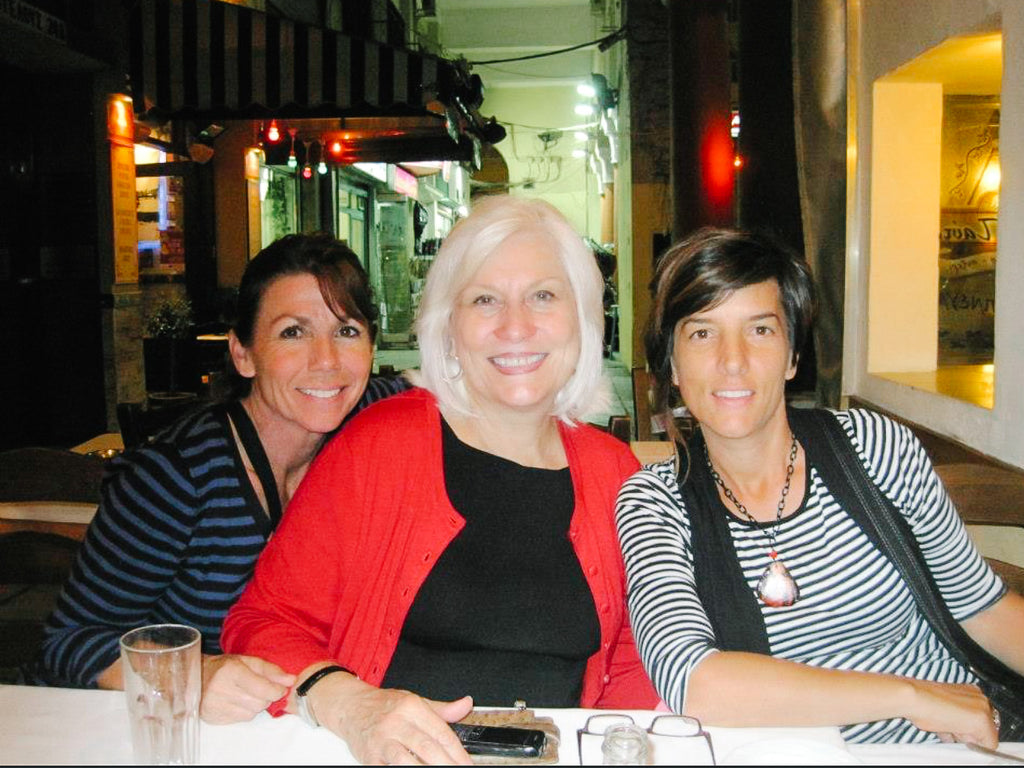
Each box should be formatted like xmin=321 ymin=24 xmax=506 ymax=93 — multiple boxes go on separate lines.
xmin=37 ymin=234 xmax=406 ymax=723
xmin=617 ymin=227 xmax=1024 ymax=746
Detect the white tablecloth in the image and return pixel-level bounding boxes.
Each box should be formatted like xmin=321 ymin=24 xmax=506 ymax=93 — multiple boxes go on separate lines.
xmin=2 ymin=684 xmax=1022 ymax=765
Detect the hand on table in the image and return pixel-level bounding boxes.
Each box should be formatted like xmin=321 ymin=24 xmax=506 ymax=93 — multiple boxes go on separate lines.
xmin=311 ymin=675 xmax=474 ymax=765
xmin=200 ymin=654 xmax=296 ymax=724
xmin=906 ymin=679 xmax=999 ymax=748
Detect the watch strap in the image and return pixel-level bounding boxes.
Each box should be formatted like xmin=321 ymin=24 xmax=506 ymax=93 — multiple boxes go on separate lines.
xmin=296 ymin=664 xmax=355 ymax=697
xmin=296 ymin=664 xmax=356 ymax=728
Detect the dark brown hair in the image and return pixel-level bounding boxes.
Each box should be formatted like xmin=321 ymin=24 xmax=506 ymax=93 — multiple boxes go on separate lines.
xmin=230 ymin=233 xmax=378 ymax=397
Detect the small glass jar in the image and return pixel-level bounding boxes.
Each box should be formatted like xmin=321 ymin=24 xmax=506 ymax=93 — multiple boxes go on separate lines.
xmin=601 ymin=723 xmax=650 ymax=765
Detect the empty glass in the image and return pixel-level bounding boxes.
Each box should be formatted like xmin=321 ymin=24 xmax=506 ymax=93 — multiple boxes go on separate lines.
xmin=120 ymin=624 xmax=201 ymax=765
xmin=601 ymin=723 xmax=650 ymax=764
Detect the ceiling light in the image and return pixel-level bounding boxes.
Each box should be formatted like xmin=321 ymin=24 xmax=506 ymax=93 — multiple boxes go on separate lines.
xmin=287 ymin=128 xmax=298 ymax=169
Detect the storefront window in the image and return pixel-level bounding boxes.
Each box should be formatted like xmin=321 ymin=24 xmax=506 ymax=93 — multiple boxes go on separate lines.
xmin=376 ymin=196 xmax=415 ymax=347
xmin=336 ymin=181 xmax=369 ymax=264
xmin=868 ymin=32 xmax=1001 ymax=409
xmin=260 ymin=165 xmax=298 ymax=247
xmin=135 ymin=145 xmax=186 ymax=277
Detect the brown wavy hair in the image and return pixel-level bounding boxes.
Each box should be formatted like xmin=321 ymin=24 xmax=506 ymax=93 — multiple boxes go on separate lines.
xmin=228 ymin=233 xmax=378 ymax=398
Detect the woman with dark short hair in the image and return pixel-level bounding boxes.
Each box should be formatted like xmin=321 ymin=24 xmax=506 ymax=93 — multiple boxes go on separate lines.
xmin=616 ymin=228 xmax=1024 ymax=746
xmin=36 ymin=234 xmax=407 ymax=724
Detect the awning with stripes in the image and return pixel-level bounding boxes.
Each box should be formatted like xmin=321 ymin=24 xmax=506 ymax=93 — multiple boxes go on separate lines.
xmin=129 ymin=0 xmax=456 ymax=121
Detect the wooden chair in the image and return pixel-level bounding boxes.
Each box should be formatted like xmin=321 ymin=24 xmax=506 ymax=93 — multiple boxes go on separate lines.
xmin=0 ymin=448 xmax=104 ymax=671
xmin=934 ymin=463 xmax=1024 ymax=595
xmin=632 ymin=367 xmax=696 ymax=442
xmin=116 ymin=397 xmax=202 ymax=450
xmin=632 ymin=367 xmax=658 ymax=441
xmin=843 ymin=398 xmax=1024 ymax=594
xmin=607 ymin=415 xmax=632 ymax=444
xmin=0 ymin=448 xmax=104 ymax=542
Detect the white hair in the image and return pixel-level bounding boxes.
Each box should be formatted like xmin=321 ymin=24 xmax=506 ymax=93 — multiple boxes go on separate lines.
xmin=411 ymin=195 xmax=609 ymax=424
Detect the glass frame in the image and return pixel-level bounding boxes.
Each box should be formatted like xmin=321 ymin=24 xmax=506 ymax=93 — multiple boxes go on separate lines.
xmin=577 ymin=713 xmax=715 ymax=765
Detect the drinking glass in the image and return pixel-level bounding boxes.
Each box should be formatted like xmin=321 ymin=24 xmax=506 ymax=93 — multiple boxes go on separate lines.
xmin=120 ymin=624 xmax=201 ymax=765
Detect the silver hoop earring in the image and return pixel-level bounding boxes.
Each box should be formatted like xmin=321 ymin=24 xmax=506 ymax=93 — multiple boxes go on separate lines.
xmin=441 ymin=352 xmax=463 ymax=383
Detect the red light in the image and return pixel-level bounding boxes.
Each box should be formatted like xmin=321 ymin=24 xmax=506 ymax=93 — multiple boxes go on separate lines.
xmin=734 ymin=155 xmax=744 ymax=169
xmin=301 ymin=165 xmax=313 ymax=180
xmin=266 ymin=120 xmax=281 ymax=143
xmin=701 ymin=118 xmax=735 ymax=212
xmin=329 ymin=140 xmax=344 ymax=156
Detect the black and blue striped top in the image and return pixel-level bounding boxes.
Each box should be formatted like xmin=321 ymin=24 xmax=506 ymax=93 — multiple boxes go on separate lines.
xmin=37 ymin=376 xmax=407 ymax=688
xmin=615 ymin=409 xmax=1006 ymax=743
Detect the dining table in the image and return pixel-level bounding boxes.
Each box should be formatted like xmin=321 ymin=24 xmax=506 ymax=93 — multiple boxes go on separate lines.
xmin=70 ymin=433 xmax=125 ymax=457
xmin=2 ymin=684 xmax=1022 ymax=765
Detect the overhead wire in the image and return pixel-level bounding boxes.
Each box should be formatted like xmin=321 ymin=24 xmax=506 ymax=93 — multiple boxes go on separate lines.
xmin=473 ymin=63 xmax=587 ymax=80
xmin=467 ymin=27 xmax=625 ymax=65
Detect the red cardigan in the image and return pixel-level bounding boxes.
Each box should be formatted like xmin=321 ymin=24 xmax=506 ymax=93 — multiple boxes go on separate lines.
xmin=222 ymin=388 xmax=658 ymax=713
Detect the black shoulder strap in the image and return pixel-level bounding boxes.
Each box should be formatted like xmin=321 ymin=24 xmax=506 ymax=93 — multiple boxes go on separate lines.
xmin=789 ymin=408 xmax=1024 ymax=729
xmin=679 ymin=430 xmax=772 ymax=654
xmin=226 ymin=400 xmax=283 ymax=529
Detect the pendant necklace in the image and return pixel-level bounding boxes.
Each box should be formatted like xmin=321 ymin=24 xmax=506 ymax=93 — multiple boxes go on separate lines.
xmin=705 ymin=434 xmax=800 ymax=607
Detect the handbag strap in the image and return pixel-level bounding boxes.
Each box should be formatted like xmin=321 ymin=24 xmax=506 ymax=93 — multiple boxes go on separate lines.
xmin=791 ymin=408 xmax=1024 ymax=702
xmin=226 ymin=400 xmax=283 ymax=529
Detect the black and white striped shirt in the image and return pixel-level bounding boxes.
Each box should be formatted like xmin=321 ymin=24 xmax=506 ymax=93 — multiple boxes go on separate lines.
xmin=615 ymin=409 xmax=1005 ymax=743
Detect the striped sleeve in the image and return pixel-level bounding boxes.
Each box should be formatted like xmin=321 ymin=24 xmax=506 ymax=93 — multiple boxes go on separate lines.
xmin=615 ymin=463 xmax=718 ymax=713
xmin=39 ymin=443 xmax=199 ymax=687
xmin=839 ymin=409 xmax=1005 ymax=620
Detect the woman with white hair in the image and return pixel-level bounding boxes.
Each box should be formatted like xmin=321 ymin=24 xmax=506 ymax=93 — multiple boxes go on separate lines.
xmin=222 ymin=195 xmax=658 ymax=764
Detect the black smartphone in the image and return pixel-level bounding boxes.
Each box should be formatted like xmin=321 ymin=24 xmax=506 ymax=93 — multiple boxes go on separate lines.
xmin=450 ymin=723 xmax=546 ymax=758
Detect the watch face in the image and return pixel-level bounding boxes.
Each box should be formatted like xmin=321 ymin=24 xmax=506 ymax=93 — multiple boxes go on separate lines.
xmin=297 ymin=691 xmax=318 ymax=728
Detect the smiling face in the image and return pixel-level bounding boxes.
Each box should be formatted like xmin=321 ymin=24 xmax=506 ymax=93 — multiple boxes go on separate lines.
xmin=672 ymin=279 xmax=797 ymax=446
xmin=230 ymin=272 xmax=373 ymax=440
xmin=449 ymin=232 xmax=580 ymax=420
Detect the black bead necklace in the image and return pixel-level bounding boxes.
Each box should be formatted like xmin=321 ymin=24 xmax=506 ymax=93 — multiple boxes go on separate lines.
xmin=705 ymin=433 xmax=800 ymax=607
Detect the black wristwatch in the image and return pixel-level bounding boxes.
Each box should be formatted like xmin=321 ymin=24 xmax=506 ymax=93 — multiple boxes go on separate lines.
xmin=295 ymin=664 xmax=355 ymax=728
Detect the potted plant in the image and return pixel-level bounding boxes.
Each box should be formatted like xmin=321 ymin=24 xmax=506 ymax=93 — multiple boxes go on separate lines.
xmin=143 ymin=297 xmax=196 ymax=396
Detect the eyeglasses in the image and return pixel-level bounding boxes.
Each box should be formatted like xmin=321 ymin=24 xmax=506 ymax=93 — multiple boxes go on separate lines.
xmin=577 ymin=713 xmax=716 ymax=765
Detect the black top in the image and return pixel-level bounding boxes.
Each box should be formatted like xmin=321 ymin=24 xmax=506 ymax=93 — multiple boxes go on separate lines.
xmin=381 ymin=419 xmax=600 ymax=707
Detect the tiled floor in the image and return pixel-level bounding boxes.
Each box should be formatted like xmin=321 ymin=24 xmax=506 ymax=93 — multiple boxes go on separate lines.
xmin=375 ymin=348 xmax=635 ymax=430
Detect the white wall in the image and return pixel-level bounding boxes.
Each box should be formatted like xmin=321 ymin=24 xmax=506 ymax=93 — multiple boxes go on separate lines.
xmin=480 ymin=85 xmax=602 ymax=239
xmin=431 ymin=1 xmax=607 ymax=239
xmin=867 ymin=82 xmax=941 ymax=373
xmin=845 ymin=0 xmax=1024 ymax=467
